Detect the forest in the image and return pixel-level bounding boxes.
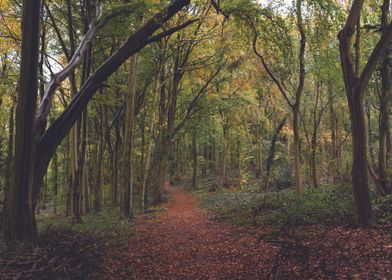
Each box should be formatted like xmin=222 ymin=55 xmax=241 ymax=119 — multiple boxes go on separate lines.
xmin=0 ymin=0 xmax=392 ymax=279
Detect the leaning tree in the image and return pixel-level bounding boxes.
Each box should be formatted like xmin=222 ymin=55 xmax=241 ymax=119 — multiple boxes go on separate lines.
xmin=4 ymin=0 xmax=195 ymax=241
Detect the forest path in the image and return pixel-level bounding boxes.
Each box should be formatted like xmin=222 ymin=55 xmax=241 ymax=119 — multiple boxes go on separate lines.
xmin=103 ymin=184 xmax=277 ymax=279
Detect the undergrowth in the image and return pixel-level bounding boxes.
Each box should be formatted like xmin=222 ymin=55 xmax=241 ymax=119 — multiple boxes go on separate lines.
xmin=37 ymin=207 xmax=133 ymax=237
xmin=199 ymin=185 xmax=392 ymax=227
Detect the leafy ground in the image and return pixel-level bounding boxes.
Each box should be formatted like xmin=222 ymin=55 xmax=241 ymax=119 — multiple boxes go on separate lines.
xmin=0 ymin=229 xmax=102 ymax=279
xmin=102 ymin=185 xmax=392 ymax=279
xmin=1 ymin=185 xmax=392 ymax=279
xmin=0 ymin=208 xmax=132 ymax=280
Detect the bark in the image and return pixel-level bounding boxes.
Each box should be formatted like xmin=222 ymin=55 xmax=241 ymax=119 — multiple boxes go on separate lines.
xmin=310 ymin=83 xmax=323 ymax=189
xmin=255 ymin=124 xmax=262 ymax=179
xmin=378 ymin=0 xmax=392 ymax=195
xmin=121 ymin=54 xmax=138 ymax=218
xmin=328 ymin=88 xmax=338 ymax=183
xmin=202 ymin=144 xmax=207 ymax=177
xmin=337 ymin=0 xmax=392 ymax=225
xmin=3 ymin=105 xmax=14 ymax=229
xmin=192 ymin=131 xmax=197 ymax=189
xmin=139 ymin=105 xmax=155 ymax=212
xmin=93 ymin=104 xmax=107 ymax=212
xmin=52 ymin=151 xmax=59 ymax=214
xmin=221 ymin=123 xmax=229 ymax=188
xmin=310 ymin=131 xmax=318 ymax=189
xmin=293 ymin=107 xmax=302 ymax=193
xmin=263 ymin=118 xmax=287 ymax=191
xmin=349 ymin=93 xmax=372 ymax=225
xmin=33 ymin=2 xmax=194 ymax=211
xmin=237 ymin=139 xmax=241 ymax=188
xmin=4 ymin=0 xmax=41 ymax=240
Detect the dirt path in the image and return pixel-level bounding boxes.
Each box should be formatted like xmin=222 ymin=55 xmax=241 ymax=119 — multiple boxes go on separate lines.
xmin=103 ymin=185 xmax=392 ymax=280
xmin=104 ymin=185 xmax=278 ymax=279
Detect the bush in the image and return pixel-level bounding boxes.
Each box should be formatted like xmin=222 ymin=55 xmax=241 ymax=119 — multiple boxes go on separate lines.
xmin=37 ymin=207 xmax=132 ymax=237
xmin=199 ymin=185 xmax=355 ymax=227
xmin=373 ymin=194 xmax=392 ymax=226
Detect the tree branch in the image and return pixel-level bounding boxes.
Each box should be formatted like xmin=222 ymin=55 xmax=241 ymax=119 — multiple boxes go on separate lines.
xmin=34 ymin=0 xmax=192 ymax=197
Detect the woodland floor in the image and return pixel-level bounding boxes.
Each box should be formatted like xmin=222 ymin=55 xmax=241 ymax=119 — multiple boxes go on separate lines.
xmin=1 ymin=185 xmax=392 ymax=279
xmin=102 ymin=185 xmax=392 ymax=280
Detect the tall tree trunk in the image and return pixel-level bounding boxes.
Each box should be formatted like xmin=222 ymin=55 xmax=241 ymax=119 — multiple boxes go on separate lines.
xmin=192 ymin=131 xmax=197 ymax=189
xmin=264 ymin=117 xmax=287 ymax=191
xmin=311 ymin=133 xmax=318 ymax=189
xmin=328 ymin=87 xmax=337 ymax=183
xmin=237 ymin=139 xmax=241 ymax=188
xmin=65 ymin=0 xmax=83 ymax=223
xmin=3 ymin=105 xmax=14 ymax=228
xmin=349 ymin=92 xmax=372 ymax=225
xmin=336 ymin=1 xmax=392 ymax=225
xmin=153 ymin=142 xmax=168 ymax=204
xmin=139 ymin=112 xmax=154 ymax=212
xmin=139 ymin=74 xmax=159 ymax=211
xmin=255 ymin=124 xmax=263 ymax=179
xmin=94 ymin=104 xmax=107 ymax=211
xmin=5 ymin=0 xmax=191 ymax=238
xmin=52 ymin=151 xmax=59 ymax=214
xmin=221 ymin=124 xmax=229 ymax=188
xmin=112 ymin=119 xmax=122 ymax=207
xmin=4 ymin=0 xmax=41 ymax=240
xmin=121 ymin=54 xmax=138 ymax=218
xmin=366 ymin=101 xmax=376 ymax=164
xmin=293 ymin=107 xmax=302 ymax=193
xmin=378 ymin=0 xmax=392 ymax=195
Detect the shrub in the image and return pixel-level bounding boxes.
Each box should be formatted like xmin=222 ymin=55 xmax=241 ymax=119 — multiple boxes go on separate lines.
xmin=199 ymin=185 xmax=355 ymax=227
xmin=373 ymin=194 xmax=392 ymax=226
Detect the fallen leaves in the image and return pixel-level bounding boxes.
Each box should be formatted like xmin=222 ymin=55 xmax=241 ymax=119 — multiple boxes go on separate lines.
xmin=0 ymin=230 xmax=102 ymax=280
xmin=102 ymin=186 xmax=392 ymax=279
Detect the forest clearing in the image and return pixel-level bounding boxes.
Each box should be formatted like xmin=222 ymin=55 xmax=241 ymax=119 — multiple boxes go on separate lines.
xmin=1 ymin=0 xmax=392 ymax=279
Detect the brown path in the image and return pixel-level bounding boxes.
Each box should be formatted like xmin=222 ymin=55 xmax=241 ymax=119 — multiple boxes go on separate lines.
xmin=103 ymin=185 xmax=392 ymax=280
xmin=104 ymin=185 xmax=278 ymax=279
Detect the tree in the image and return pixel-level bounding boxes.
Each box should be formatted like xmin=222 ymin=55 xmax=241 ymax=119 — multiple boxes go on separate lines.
xmin=4 ymin=0 xmax=193 ymax=240
xmin=121 ymin=54 xmax=138 ymax=218
xmin=252 ymin=0 xmax=306 ymax=194
xmin=3 ymin=0 xmax=42 ymax=240
xmin=338 ymin=0 xmax=392 ymax=225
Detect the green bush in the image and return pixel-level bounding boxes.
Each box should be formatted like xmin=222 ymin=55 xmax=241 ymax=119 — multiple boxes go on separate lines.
xmin=199 ymin=185 xmax=355 ymax=227
xmin=37 ymin=207 xmax=132 ymax=237
xmin=373 ymin=194 xmax=392 ymax=226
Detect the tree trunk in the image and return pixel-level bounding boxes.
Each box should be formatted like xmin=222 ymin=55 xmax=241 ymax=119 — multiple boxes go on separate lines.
xmin=139 ymin=112 xmax=154 ymax=212
xmin=94 ymin=104 xmax=107 ymax=212
xmin=237 ymin=139 xmax=241 ymax=188
xmin=121 ymin=54 xmax=138 ymax=218
xmin=349 ymin=91 xmax=372 ymax=225
xmin=4 ymin=0 xmax=191 ymax=239
xmin=3 ymin=0 xmax=41 ymax=240
xmin=378 ymin=0 xmax=391 ymax=195
xmin=3 ymin=105 xmax=14 ymax=229
xmin=255 ymin=124 xmax=262 ymax=179
xmin=153 ymin=143 xmax=168 ymax=204
xmin=311 ymin=132 xmax=319 ymax=189
xmin=192 ymin=131 xmax=197 ymax=189
xmin=293 ymin=107 xmax=302 ymax=194
xmin=221 ymin=124 xmax=229 ymax=188
xmin=52 ymin=151 xmax=59 ymax=214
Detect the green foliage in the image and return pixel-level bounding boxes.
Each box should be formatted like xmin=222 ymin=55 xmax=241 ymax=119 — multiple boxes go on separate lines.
xmin=37 ymin=208 xmax=132 ymax=237
xmin=199 ymin=185 xmax=355 ymax=227
xmin=373 ymin=195 xmax=392 ymax=226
